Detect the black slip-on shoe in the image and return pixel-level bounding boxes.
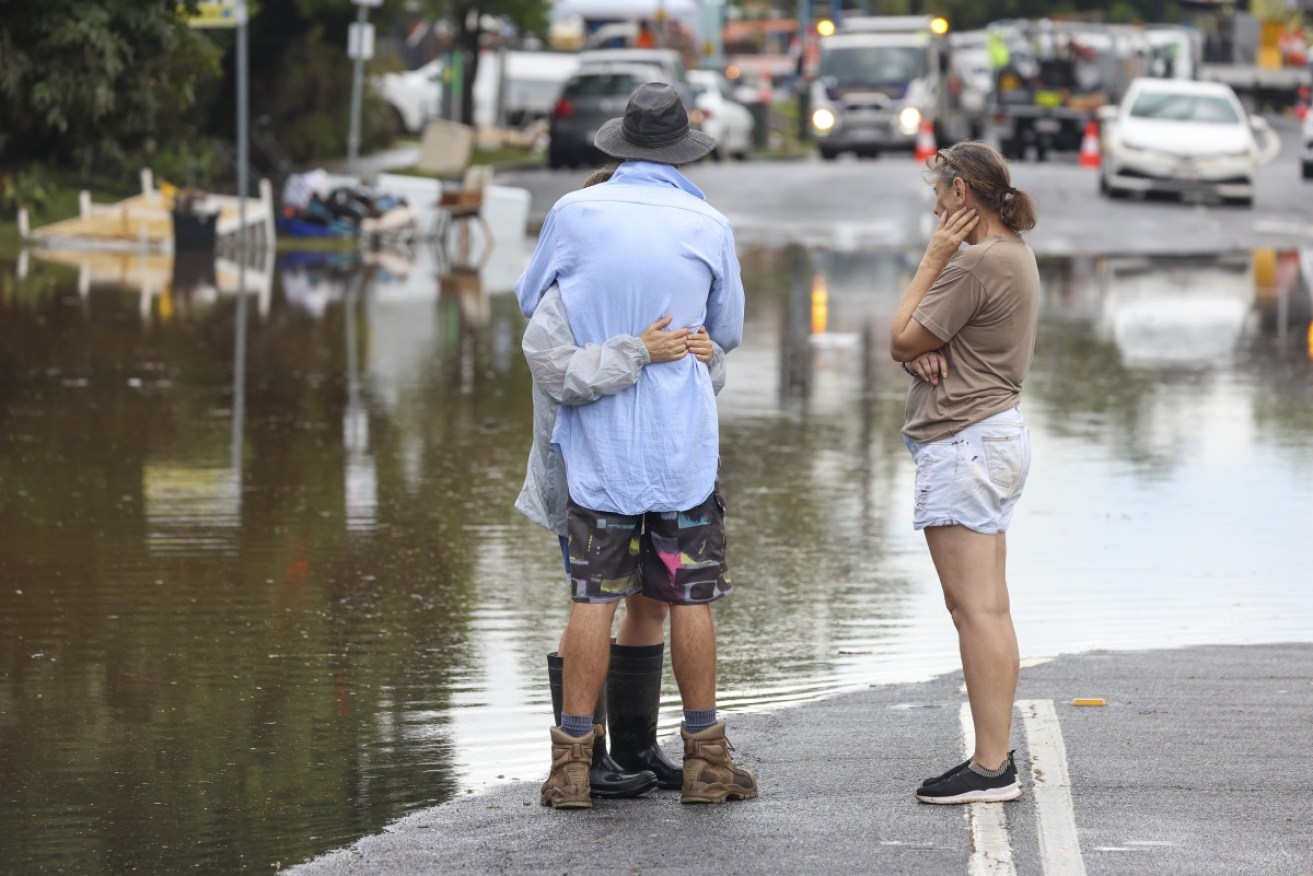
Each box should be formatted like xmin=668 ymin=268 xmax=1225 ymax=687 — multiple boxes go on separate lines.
xmin=921 ymin=758 xmax=970 ymax=788
xmin=915 ymin=751 xmax=1021 ymax=804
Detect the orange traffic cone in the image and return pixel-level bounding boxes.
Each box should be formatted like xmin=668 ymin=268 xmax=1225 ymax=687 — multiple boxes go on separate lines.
xmin=1078 ymin=119 xmax=1100 ymax=169
xmin=914 ymin=119 xmax=937 ymax=163
xmin=1295 ymin=85 xmax=1310 ymax=121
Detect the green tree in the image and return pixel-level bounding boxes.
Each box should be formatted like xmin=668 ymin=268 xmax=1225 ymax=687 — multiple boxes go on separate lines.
xmin=0 ymin=0 xmax=221 ymax=174
xmin=216 ymin=0 xmax=409 ymax=166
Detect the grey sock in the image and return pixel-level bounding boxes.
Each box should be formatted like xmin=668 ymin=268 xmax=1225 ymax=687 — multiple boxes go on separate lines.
xmin=683 ymin=707 xmax=717 ymax=734
xmin=969 ymin=759 xmax=1008 ymax=778
xmin=560 ymin=712 xmax=593 ymax=739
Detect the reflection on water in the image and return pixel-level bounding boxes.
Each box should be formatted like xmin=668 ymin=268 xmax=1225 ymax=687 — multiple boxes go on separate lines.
xmin=1 ymin=242 xmax=1311 ymax=872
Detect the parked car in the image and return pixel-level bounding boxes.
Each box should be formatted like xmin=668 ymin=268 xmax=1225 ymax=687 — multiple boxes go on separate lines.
xmin=576 ymin=48 xmax=695 ymax=107
xmin=1099 ymin=78 xmax=1259 ymax=206
xmin=1301 ymin=110 xmax=1313 ymax=180
xmin=686 ymin=69 xmax=755 ymax=161
xmin=548 ymin=65 xmax=665 ymax=169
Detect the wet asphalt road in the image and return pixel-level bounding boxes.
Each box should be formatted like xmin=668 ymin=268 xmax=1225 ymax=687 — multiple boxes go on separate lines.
xmin=287 ymin=644 xmax=1313 ymax=876
xmin=501 ymin=115 xmax=1312 ymax=257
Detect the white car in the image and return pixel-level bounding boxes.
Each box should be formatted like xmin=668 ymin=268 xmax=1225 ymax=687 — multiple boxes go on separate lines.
xmin=686 ymin=69 xmax=755 ymax=161
xmin=375 ymin=61 xmax=445 ymax=134
xmin=577 ymin=48 xmax=689 ymax=90
xmin=375 ymin=52 xmax=579 ymax=134
xmin=1301 ymin=111 xmax=1313 ymax=180
xmin=1099 ymin=78 xmax=1259 ymax=206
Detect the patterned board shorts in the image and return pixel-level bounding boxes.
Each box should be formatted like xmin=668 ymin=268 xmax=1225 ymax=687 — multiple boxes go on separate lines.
xmin=564 ymin=488 xmax=731 ymax=605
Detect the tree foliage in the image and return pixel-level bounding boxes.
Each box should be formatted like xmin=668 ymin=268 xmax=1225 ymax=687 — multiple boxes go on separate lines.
xmin=221 ymin=0 xmax=408 ymax=166
xmin=0 ymin=0 xmax=221 ymax=174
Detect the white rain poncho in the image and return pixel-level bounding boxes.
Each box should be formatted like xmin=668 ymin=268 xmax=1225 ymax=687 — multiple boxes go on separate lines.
xmin=515 ymin=284 xmax=727 ymax=536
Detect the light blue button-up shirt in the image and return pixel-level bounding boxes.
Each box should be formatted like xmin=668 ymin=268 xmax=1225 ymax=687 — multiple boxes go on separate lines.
xmin=515 ymin=161 xmax=745 ymax=515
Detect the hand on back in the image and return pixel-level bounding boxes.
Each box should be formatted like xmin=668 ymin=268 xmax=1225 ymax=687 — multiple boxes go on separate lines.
xmin=641 ymin=316 xmax=691 ymax=363
xmin=641 ymin=318 xmax=715 ymax=365
xmin=686 ymin=328 xmax=714 ymax=363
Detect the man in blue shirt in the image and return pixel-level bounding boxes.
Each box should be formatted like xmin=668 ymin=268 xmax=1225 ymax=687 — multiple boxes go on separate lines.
xmin=517 ymin=82 xmax=755 ymax=809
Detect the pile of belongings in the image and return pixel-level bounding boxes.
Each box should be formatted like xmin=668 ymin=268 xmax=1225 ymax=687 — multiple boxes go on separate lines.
xmin=279 ymin=169 xmax=417 ymax=239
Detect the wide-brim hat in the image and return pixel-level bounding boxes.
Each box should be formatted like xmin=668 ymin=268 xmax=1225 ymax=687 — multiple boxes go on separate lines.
xmin=594 ymin=81 xmax=716 ymax=165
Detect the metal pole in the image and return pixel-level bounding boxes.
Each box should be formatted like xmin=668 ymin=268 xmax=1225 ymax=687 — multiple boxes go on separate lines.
xmin=702 ymin=0 xmax=724 ymax=68
xmin=347 ymin=2 xmax=368 ymax=175
xmin=797 ymin=0 xmax=813 ymax=143
xmin=451 ymin=49 xmax=464 ymax=125
xmin=234 ymin=5 xmax=249 ymax=486
xmin=495 ymin=44 xmax=507 ymax=128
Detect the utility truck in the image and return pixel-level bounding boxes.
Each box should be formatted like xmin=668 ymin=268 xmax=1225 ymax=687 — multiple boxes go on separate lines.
xmin=809 ymin=16 xmax=982 ymax=160
xmin=986 ymin=20 xmax=1200 ymax=161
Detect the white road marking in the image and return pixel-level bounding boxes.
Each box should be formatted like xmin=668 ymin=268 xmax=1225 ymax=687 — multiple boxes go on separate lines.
xmin=1018 ymin=699 xmax=1088 ymax=876
xmin=959 ymin=703 xmax=1018 ymax=876
xmin=1254 ymin=219 xmax=1313 ymax=238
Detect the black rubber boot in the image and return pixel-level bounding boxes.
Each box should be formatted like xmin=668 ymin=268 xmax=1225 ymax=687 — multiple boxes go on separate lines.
xmin=605 ymin=642 xmax=683 ymax=789
xmin=547 ymin=652 xmax=658 ymax=799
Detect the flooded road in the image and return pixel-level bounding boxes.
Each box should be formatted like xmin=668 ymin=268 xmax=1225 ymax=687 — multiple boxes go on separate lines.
xmin=2 ymin=240 xmax=1311 ymax=873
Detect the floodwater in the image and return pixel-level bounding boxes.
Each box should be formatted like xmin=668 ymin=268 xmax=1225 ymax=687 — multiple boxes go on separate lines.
xmin=1 ymin=242 xmax=1311 ymax=873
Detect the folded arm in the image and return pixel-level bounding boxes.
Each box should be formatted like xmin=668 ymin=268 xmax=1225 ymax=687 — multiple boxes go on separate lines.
xmin=890 ymin=207 xmax=976 ymax=362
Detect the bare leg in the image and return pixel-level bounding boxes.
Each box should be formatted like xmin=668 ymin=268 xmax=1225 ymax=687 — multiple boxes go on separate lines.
xmin=616 ymin=594 xmax=669 ymax=646
xmin=924 ymin=525 xmax=1018 ymax=770
xmin=669 ymin=603 xmax=716 ymax=712
xmin=560 ymin=601 xmax=620 ymax=718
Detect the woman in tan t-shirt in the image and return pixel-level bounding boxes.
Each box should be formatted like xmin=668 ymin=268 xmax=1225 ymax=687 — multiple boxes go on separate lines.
xmin=889 ymin=141 xmax=1040 ymax=806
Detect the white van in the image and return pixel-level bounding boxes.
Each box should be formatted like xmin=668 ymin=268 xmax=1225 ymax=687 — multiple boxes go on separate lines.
xmin=473 ymin=50 xmax=581 ymax=128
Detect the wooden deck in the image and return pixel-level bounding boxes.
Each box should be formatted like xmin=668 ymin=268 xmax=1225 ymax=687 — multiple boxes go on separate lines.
xmin=20 ymin=169 xmax=276 ymax=252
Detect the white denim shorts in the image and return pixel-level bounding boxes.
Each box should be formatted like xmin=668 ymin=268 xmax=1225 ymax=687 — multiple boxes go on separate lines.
xmin=902 ymin=406 xmax=1031 ymax=535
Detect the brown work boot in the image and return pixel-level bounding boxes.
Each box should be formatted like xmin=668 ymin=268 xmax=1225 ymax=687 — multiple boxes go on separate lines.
xmin=540 ymin=724 xmax=599 ymax=809
xmin=680 ymin=721 xmax=758 ymax=804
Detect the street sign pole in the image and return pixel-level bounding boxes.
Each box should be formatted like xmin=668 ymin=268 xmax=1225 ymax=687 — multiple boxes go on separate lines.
xmin=347 ymin=3 xmax=367 ymax=175
xmin=234 ymin=0 xmax=248 ymax=485
xmin=237 ymin=3 xmax=247 ymax=263
xmin=347 ymin=0 xmax=382 ymax=177
xmin=184 ymin=1 xmax=248 ymax=479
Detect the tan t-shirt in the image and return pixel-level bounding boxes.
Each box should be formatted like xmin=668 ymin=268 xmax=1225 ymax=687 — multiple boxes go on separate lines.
xmin=903 ymin=236 xmax=1039 ymax=443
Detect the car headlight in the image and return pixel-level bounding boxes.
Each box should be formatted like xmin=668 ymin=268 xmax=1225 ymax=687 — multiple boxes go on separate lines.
xmin=898 ymin=107 xmax=921 ymax=136
xmin=812 ymin=108 xmax=835 ymax=132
